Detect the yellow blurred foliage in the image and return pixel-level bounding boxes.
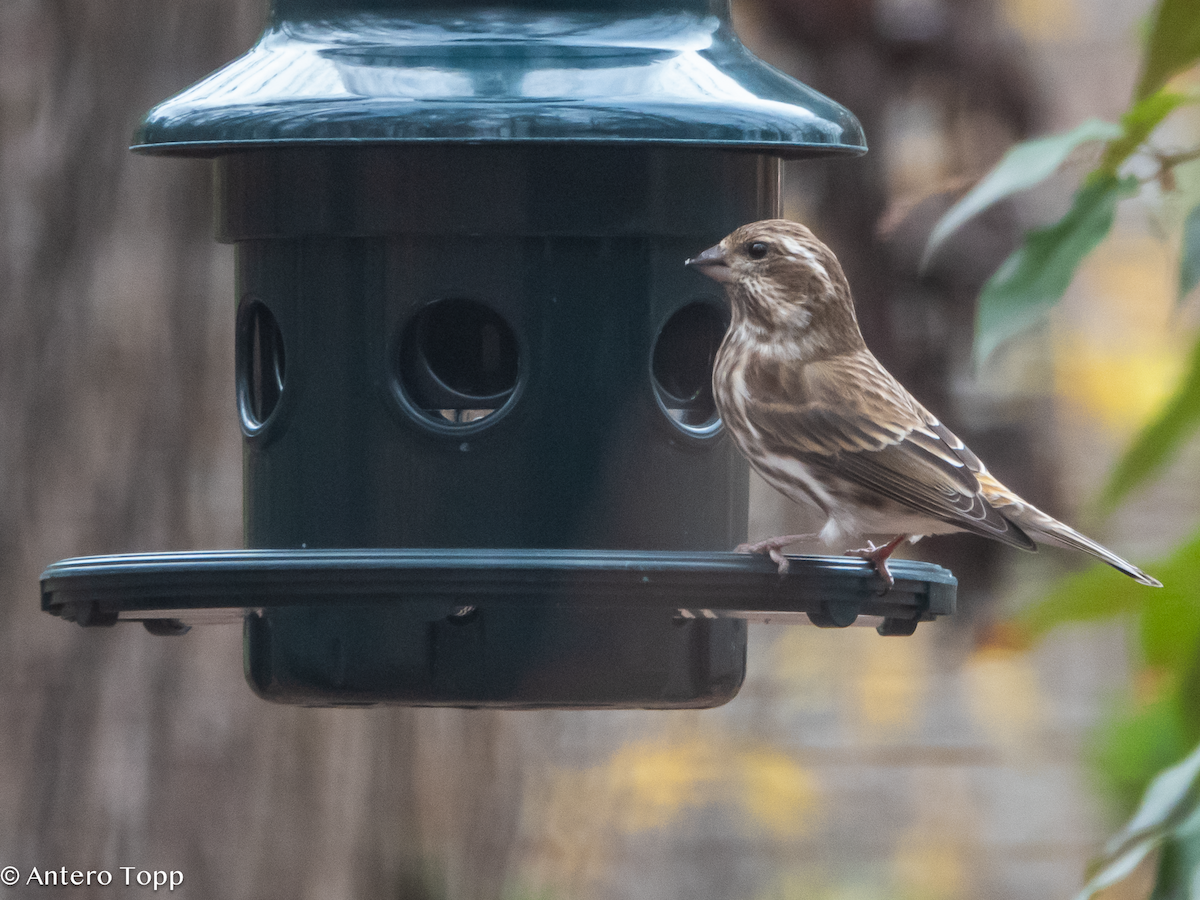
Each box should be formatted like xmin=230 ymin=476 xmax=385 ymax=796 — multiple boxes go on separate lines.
xmin=537 ymin=731 xmax=820 ymax=844
xmin=769 ymin=627 xmax=928 ymax=739
xmin=855 ymin=632 xmax=928 ymax=737
xmin=1076 ymin=238 xmax=1175 ymax=333
xmin=1001 ymin=0 xmax=1077 ymax=42
xmin=751 ymin=871 xmax=884 ymax=900
xmin=891 ymin=770 xmax=979 ymax=900
xmin=768 ymin=627 xmax=845 ymax=715
xmin=605 ymin=736 xmax=719 ymax=831
xmin=736 ymin=747 xmax=820 ymax=840
xmin=1133 ymin=665 xmax=1171 ymax=704
xmin=1053 ymin=338 xmax=1182 ymax=434
xmin=963 ymin=646 xmax=1047 ymax=748
xmin=892 ymin=838 xmax=969 ymax=900
xmin=1054 ymin=236 xmax=1187 ymax=435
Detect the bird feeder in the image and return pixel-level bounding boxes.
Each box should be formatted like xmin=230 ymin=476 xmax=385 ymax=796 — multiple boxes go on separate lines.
xmin=40 ymin=0 xmax=956 ymax=708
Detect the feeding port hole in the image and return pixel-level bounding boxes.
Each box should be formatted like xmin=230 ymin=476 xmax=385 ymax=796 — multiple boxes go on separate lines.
xmin=651 ymin=301 xmax=727 ymax=436
xmin=237 ymin=299 xmax=286 ymax=429
xmin=398 ymin=298 xmax=520 ymax=426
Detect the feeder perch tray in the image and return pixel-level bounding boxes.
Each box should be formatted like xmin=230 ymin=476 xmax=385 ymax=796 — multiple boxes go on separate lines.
xmin=41 ymin=549 xmax=955 ymax=637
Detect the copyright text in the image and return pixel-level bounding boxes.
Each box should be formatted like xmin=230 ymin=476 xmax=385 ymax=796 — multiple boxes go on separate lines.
xmin=0 ymin=867 xmax=183 ymax=890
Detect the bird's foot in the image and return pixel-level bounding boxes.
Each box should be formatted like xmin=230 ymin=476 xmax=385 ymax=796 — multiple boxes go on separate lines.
xmin=846 ymin=535 xmax=908 ymax=592
xmin=736 ymin=534 xmax=817 ymax=575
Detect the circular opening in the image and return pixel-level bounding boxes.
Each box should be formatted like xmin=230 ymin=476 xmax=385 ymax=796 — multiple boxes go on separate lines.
xmin=398 ymin=299 xmax=520 ymax=426
xmin=237 ymin=299 xmax=286 ymax=429
xmin=651 ymin=302 xmax=728 ymax=436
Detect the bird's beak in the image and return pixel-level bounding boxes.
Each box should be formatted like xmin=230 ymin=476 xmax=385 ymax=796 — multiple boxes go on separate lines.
xmin=685 ymin=243 xmax=733 ymax=283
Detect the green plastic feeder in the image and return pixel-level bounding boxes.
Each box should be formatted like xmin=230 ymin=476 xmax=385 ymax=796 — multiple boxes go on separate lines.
xmin=39 ymin=0 xmax=957 ymax=708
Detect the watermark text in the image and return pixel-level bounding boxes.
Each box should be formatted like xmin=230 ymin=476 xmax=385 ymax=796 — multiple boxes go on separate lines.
xmin=0 ymin=866 xmax=183 ymax=890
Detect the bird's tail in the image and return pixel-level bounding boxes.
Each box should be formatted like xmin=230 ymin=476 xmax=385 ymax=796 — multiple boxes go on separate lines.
xmin=1024 ymin=518 xmax=1162 ymax=587
xmin=976 ymin=472 xmax=1162 ymax=587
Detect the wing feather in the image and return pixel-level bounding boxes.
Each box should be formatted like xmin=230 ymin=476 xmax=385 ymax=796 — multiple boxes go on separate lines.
xmin=743 ymin=352 xmax=1036 ymax=550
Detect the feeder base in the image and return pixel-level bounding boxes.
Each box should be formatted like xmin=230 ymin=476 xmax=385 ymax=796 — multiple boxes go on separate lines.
xmin=40 ymin=549 xmax=955 ymax=708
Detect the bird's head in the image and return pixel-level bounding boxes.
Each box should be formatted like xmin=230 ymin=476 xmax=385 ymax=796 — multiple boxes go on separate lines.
xmin=686 ymin=219 xmax=863 ymax=351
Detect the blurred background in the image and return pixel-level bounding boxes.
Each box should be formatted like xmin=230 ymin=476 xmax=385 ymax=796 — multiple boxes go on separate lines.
xmin=0 ymin=0 xmax=1190 ymax=897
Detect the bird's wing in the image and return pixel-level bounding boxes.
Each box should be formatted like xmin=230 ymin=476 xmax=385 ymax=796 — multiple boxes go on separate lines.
xmin=745 ymin=353 xmax=1037 ymax=550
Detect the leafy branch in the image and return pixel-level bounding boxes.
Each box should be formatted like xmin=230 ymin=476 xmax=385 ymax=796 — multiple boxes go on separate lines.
xmin=924 ymin=6 xmax=1200 ymax=507
xmin=925 ymin=0 xmax=1200 ymax=896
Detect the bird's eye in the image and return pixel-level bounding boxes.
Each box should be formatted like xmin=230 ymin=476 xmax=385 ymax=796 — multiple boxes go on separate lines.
xmin=746 ymin=241 xmax=769 ymax=260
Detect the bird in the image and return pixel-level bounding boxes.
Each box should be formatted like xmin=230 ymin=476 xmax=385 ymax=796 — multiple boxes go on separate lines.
xmin=685 ymin=219 xmax=1162 ymax=589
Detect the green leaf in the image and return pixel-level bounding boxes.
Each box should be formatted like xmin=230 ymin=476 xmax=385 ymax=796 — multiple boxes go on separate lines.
xmin=1101 ymin=333 xmax=1200 ymax=511
xmin=1015 ymin=561 xmax=1148 ymax=641
xmin=1016 ymin=526 xmax=1199 ymax=650
xmin=974 ymin=174 xmax=1137 ymax=364
xmin=1092 ymin=696 xmax=1194 ymax=817
xmin=1077 ymin=739 xmax=1200 ymax=900
xmin=1150 ymin=801 xmax=1200 ymax=900
xmin=1135 ymin=0 xmax=1200 ymax=102
xmin=1177 ymin=650 xmax=1200 ymax=740
xmin=922 ymin=119 xmax=1122 ymax=270
xmin=1098 ymin=90 xmax=1189 ymax=175
xmin=1119 ymin=743 xmax=1200 ymax=838
xmin=1134 ymin=534 xmax=1200 ymax=676
xmin=1140 ymin=576 xmax=1200 ymax=670
xmin=1179 ymin=204 xmax=1200 ymax=301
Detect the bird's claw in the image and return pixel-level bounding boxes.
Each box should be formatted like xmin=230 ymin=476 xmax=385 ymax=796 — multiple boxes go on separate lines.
xmin=846 ymin=536 xmax=907 ymax=594
xmin=769 ymin=548 xmax=790 ymax=575
xmin=736 ymin=534 xmax=815 ymax=576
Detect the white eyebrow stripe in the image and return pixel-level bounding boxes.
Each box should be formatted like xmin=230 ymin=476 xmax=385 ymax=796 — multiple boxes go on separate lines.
xmin=777 ymin=236 xmax=806 ymax=256
xmin=775 ymin=235 xmax=834 ymax=291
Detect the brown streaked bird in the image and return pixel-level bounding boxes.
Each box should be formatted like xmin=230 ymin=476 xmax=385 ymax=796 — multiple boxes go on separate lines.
xmin=686 ymin=219 xmax=1162 ymax=588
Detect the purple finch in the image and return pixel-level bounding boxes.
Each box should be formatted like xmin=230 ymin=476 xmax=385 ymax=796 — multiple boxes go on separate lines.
xmin=687 ymin=219 xmax=1161 ymax=588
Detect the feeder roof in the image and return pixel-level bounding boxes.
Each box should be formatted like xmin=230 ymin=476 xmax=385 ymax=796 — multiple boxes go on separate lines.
xmin=133 ymin=7 xmax=866 ymax=157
